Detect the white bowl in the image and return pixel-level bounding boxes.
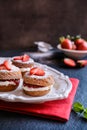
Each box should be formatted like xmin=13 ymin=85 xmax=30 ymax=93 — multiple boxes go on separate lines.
xmin=57 ymin=44 xmax=87 ymax=60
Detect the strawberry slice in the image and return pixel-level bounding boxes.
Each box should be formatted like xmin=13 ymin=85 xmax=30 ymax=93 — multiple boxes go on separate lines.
xmin=13 ymin=56 xmax=22 ymax=60
xmin=0 ymin=65 xmax=6 ymax=70
xmin=3 ymin=60 xmax=11 ymax=70
xmin=30 ymin=67 xmax=45 ymax=76
xmin=22 ymin=54 xmax=30 ymax=62
xmin=13 ymin=54 xmax=30 ymax=62
xmin=77 ymin=60 xmax=87 ymax=67
xmin=64 ymin=58 xmax=76 ymax=67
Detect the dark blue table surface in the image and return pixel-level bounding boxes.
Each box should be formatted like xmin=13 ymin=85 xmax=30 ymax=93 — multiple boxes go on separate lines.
xmin=0 ymin=49 xmax=87 ymax=130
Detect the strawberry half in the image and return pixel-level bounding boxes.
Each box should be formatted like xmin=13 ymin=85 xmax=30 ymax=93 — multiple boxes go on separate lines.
xmin=13 ymin=56 xmax=22 ymax=60
xmin=3 ymin=60 xmax=12 ymax=70
xmin=30 ymin=67 xmax=45 ymax=76
xmin=22 ymin=54 xmax=30 ymax=62
xmin=64 ymin=58 xmax=76 ymax=67
xmin=77 ymin=60 xmax=87 ymax=67
xmin=13 ymin=54 xmax=30 ymax=62
xmin=0 ymin=65 xmax=6 ymax=70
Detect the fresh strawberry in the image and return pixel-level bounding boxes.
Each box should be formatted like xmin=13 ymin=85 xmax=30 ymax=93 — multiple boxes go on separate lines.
xmin=30 ymin=67 xmax=45 ymax=76
xmin=22 ymin=54 xmax=30 ymax=62
xmin=77 ymin=41 xmax=87 ymax=50
xmin=64 ymin=58 xmax=76 ymax=67
xmin=61 ymin=38 xmax=72 ymax=50
xmin=13 ymin=56 xmax=22 ymax=60
xmin=3 ymin=60 xmax=11 ymax=70
xmin=77 ymin=60 xmax=87 ymax=67
xmin=75 ymin=38 xmax=85 ymax=46
xmin=75 ymin=38 xmax=87 ymax=50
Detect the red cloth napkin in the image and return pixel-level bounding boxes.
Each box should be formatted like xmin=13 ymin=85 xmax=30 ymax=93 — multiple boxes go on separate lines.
xmin=0 ymin=78 xmax=79 ymax=121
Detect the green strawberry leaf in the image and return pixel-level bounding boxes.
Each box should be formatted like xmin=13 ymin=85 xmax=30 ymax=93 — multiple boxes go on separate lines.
xmin=59 ymin=36 xmax=65 ymax=43
xmin=75 ymin=35 xmax=81 ymax=40
xmin=66 ymin=35 xmax=71 ymax=39
xmin=70 ymin=36 xmax=75 ymax=41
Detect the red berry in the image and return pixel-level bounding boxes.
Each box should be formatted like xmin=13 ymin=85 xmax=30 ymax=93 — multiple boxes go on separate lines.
xmin=3 ymin=60 xmax=11 ymax=70
xmin=77 ymin=60 xmax=87 ymax=67
xmin=30 ymin=67 xmax=45 ymax=76
xmin=64 ymin=58 xmax=76 ymax=67
xmin=75 ymin=38 xmax=85 ymax=46
xmin=61 ymin=38 xmax=72 ymax=49
xmin=0 ymin=65 xmax=6 ymax=70
xmin=13 ymin=56 xmax=22 ymax=60
xmin=77 ymin=41 xmax=87 ymax=50
xmin=22 ymin=54 xmax=30 ymax=62
xmin=14 ymin=54 xmax=30 ymax=62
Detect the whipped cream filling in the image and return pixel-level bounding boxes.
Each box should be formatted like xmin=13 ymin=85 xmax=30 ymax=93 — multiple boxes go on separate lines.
xmin=20 ymin=67 xmax=30 ymax=72
xmin=0 ymin=81 xmax=16 ymax=86
xmin=23 ymin=85 xmax=53 ymax=91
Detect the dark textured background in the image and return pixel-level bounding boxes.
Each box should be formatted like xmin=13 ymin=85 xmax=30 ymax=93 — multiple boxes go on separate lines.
xmin=0 ymin=0 xmax=87 ymax=50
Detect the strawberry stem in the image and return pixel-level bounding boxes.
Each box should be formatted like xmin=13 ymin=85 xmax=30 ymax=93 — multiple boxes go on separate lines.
xmin=59 ymin=36 xmax=65 ymax=43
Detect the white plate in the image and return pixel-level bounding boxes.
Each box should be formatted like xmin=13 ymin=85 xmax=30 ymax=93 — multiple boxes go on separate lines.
xmin=57 ymin=44 xmax=87 ymax=60
xmin=0 ymin=63 xmax=72 ymax=103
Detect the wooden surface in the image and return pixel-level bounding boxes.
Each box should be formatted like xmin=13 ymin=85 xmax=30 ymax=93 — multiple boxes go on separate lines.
xmin=0 ymin=0 xmax=87 ymax=50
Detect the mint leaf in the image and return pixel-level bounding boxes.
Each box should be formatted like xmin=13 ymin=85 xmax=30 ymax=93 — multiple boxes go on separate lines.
xmin=72 ymin=102 xmax=87 ymax=120
xmin=73 ymin=102 xmax=84 ymax=113
xmin=83 ymin=108 xmax=87 ymax=119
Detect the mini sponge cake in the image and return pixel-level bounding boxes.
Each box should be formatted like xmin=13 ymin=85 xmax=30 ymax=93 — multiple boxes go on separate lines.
xmin=23 ymin=67 xmax=54 ymax=96
xmin=12 ymin=54 xmax=34 ymax=75
xmin=0 ymin=60 xmax=22 ymax=92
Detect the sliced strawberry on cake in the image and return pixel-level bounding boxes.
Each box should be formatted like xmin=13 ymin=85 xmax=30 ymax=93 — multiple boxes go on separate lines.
xmin=3 ymin=60 xmax=12 ymax=70
xmin=12 ymin=54 xmax=34 ymax=76
xmin=22 ymin=54 xmax=30 ymax=62
xmin=30 ymin=67 xmax=45 ymax=76
xmin=23 ymin=67 xmax=54 ymax=96
xmin=13 ymin=56 xmax=22 ymax=60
